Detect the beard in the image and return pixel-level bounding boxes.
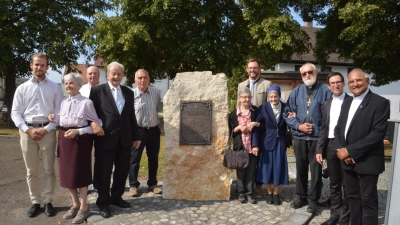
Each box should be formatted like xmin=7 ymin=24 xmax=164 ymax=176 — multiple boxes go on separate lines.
xmin=303 ymin=76 xmax=316 ymax=86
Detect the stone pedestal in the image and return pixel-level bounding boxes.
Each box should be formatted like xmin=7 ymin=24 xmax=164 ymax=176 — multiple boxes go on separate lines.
xmin=163 ymin=71 xmax=232 ymax=200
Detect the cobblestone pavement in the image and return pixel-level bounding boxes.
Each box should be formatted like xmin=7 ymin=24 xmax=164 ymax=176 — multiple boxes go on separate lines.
xmin=86 ymin=155 xmax=390 ymax=225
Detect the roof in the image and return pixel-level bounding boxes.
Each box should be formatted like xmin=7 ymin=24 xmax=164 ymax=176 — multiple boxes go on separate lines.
xmin=63 ymin=58 xmax=105 ymax=83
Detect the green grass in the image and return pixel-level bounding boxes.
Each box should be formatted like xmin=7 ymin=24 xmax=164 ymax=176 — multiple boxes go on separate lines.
xmin=138 ymin=135 xmax=166 ymax=178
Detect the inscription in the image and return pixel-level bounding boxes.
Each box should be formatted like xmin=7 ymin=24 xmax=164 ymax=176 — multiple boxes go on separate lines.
xmin=180 ymin=100 xmax=212 ymax=145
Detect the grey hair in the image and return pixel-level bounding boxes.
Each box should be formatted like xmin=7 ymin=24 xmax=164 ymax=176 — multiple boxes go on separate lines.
xmin=107 ymin=61 xmax=125 ymax=73
xmin=238 ymin=87 xmax=252 ymax=97
xmin=63 ymin=73 xmax=84 ymax=86
xmin=299 ymin=63 xmax=317 ymax=73
xmin=135 ymin=69 xmax=149 ymax=78
xmin=348 ymin=68 xmax=368 ymax=78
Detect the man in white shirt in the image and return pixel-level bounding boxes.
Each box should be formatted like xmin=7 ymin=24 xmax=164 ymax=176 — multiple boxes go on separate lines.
xmin=11 ymin=53 xmax=64 ymax=218
xmin=316 ymin=72 xmax=350 ymax=225
xmin=80 ymin=66 xmax=100 ymax=98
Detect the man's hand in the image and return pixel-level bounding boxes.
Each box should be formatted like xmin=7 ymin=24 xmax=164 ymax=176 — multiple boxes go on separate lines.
xmin=90 ymin=122 xmax=105 ymax=136
xmin=316 ymin=154 xmax=323 ymax=165
xmin=251 ymin=147 xmax=259 ymax=156
xmin=247 ymin=122 xmax=259 ymax=132
xmin=337 ymin=148 xmax=350 ymax=160
xmin=26 ymin=129 xmax=39 ymax=141
xmin=133 ymin=141 xmax=141 ymax=150
xmin=64 ymin=129 xmax=79 ymax=139
xmin=287 ymin=111 xmax=297 ymax=118
xmin=298 ymin=123 xmax=313 ymax=135
xmin=48 ymin=114 xmax=55 ymax=123
xmin=343 ymin=157 xmax=356 ymax=164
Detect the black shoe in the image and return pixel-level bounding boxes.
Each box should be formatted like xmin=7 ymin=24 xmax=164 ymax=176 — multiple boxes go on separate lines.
xmin=307 ymin=201 xmax=318 ymax=214
xmin=238 ymin=194 xmax=247 ymax=204
xmin=321 ymin=217 xmax=339 ymax=225
xmin=99 ymin=206 xmax=111 ymax=218
xmin=318 ymin=197 xmax=331 ymax=207
xmin=266 ymin=194 xmax=274 ymax=204
xmin=44 ymin=203 xmax=55 ymax=217
xmin=246 ymin=195 xmax=257 ymax=204
xmin=28 ymin=204 xmax=40 ymax=218
xmin=339 ymin=222 xmax=349 ymax=225
xmin=110 ymin=199 xmax=131 ymax=208
xmin=273 ymin=194 xmax=281 ymax=205
xmin=290 ymin=199 xmax=308 ymax=209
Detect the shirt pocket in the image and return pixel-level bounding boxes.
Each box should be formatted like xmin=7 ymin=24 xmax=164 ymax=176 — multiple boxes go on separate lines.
xmin=69 ymin=112 xmax=84 ymax=125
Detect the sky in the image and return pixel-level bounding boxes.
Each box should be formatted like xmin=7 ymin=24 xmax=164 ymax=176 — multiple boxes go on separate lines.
xmin=46 ymin=8 xmax=317 ymax=83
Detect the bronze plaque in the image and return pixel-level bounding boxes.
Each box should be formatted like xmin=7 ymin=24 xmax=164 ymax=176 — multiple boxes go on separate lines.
xmin=180 ymin=100 xmax=212 ymax=145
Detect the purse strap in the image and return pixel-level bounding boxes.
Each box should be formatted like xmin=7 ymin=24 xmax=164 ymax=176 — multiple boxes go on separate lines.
xmin=227 ymin=129 xmax=234 ymax=150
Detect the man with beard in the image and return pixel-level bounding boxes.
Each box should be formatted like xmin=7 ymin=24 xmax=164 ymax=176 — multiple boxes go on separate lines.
xmin=283 ymin=63 xmax=332 ymax=214
xmin=11 ymin=53 xmax=64 ymax=218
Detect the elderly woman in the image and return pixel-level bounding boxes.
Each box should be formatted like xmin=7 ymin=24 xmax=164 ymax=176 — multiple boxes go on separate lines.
xmin=253 ymin=86 xmax=289 ymax=205
xmin=51 ymin=73 xmax=103 ymax=224
xmin=228 ymin=87 xmax=260 ymax=204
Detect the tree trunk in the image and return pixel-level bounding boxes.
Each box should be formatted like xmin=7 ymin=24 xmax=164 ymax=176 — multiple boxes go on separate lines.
xmin=5 ymin=71 xmax=16 ymax=128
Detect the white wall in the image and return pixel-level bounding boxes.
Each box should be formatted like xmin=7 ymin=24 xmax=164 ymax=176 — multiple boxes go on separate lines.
xmin=130 ymin=78 xmax=173 ymax=102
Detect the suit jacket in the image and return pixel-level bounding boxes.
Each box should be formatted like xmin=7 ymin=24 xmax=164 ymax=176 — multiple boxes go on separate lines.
xmin=228 ymin=106 xmax=258 ymax=152
xmin=253 ymin=102 xmax=287 ymax=151
xmin=89 ymin=83 xmax=141 ymax=151
xmin=238 ymin=77 xmax=272 ymax=107
xmin=316 ymin=93 xmax=351 ymax=157
xmin=334 ymin=90 xmax=390 ymax=175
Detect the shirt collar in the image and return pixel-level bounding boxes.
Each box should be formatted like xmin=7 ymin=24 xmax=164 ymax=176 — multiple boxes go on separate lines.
xmin=108 ymin=82 xmax=120 ymax=90
xmin=353 ymin=89 xmax=369 ymax=100
xmin=249 ymin=76 xmax=260 ymax=84
xmin=237 ymin=105 xmax=255 ymax=116
xmin=68 ymin=93 xmax=82 ymax=101
xmin=30 ymin=76 xmax=49 ymax=83
xmin=332 ymin=92 xmax=346 ymax=100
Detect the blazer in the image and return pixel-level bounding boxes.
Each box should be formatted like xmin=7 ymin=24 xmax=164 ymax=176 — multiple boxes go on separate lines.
xmin=228 ymin=106 xmax=258 ymax=152
xmin=253 ymin=102 xmax=287 ymax=151
xmin=89 ymin=83 xmax=141 ymax=151
xmin=316 ymin=93 xmax=351 ymax=157
xmin=238 ymin=77 xmax=272 ymax=107
xmin=334 ymin=90 xmax=390 ymax=175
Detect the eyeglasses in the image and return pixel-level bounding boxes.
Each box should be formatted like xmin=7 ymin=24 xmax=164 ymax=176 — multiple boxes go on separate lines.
xmin=301 ymin=70 xmax=316 ymax=77
xmin=329 ymin=81 xmax=343 ymax=86
xmin=348 ymin=78 xmax=365 ymax=85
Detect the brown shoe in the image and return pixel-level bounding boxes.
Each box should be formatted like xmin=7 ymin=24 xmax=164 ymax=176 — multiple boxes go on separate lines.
xmin=72 ymin=208 xmax=90 ymax=224
xmin=148 ymin=185 xmax=162 ymax=194
xmin=63 ymin=206 xmax=79 ymax=219
xmin=254 ymin=185 xmax=262 ymax=195
xmin=129 ymin=187 xmax=138 ymax=197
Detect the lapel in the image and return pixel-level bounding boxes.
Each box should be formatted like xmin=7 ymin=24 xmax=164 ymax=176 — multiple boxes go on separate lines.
xmin=105 ymin=84 xmax=120 ymax=114
xmin=346 ymin=91 xmax=372 ymax=134
xmin=265 ymin=102 xmax=280 ymax=127
xmin=277 ymin=102 xmax=285 ymax=126
xmin=325 ymin=98 xmax=333 ymax=127
xmin=120 ymin=86 xmax=129 ymax=114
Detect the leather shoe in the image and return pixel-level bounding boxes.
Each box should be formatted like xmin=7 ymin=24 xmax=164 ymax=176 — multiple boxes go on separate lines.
xmin=44 ymin=203 xmax=55 ymax=217
xmin=307 ymin=201 xmax=318 ymax=214
xmin=321 ymin=217 xmax=339 ymax=225
xmin=110 ymin=199 xmax=131 ymax=208
xmin=238 ymin=194 xmax=247 ymax=204
xmin=99 ymin=206 xmax=111 ymax=218
xmin=290 ymin=199 xmax=308 ymax=209
xmin=28 ymin=204 xmax=40 ymax=218
xmin=246 ymin=195 xmax=257 ymax=204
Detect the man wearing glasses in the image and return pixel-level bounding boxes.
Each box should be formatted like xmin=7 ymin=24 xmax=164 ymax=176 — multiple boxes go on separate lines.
xmin=283 ymin=63 xmax=332 ymax=214
xmin=335 ymin=69 xmax=389 ymax=225
xmin=316 ymin=72 xmax=350 ymax=225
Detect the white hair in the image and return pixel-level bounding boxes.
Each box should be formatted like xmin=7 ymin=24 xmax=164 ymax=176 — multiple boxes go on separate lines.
xmin=299 ymin=63 xmax=316 ymax=73
xmin=63 ymin=73 xmax=84 ymax=86
xmin=107 ymin=62 xmax=125 ymax=73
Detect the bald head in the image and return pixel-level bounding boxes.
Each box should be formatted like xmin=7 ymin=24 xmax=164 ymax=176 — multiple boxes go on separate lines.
xmin=87 ymin=66 xmax=100 ymax=86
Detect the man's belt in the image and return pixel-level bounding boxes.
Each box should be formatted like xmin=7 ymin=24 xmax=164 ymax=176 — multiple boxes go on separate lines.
xmin=138 ymin=126 xmax=157 ymax=130
xmin=26 ymin=122 xmax=49 ymax=128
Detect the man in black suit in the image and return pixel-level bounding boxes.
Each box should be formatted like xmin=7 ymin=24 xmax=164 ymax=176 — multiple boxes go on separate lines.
xmin=89 ymin=62 xmax=141 ymax=218
xmin=335 ymin=68 xmax=390 ymax=225
xmin=316 ymin=72 xmax=350 ymax=225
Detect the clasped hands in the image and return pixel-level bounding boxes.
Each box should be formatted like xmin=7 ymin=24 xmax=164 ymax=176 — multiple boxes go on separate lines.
xmin=337 ymin=148 xmax=355 ymax=164
xmin=26 ymin=128 xmax=48 ymax=141
xmin=47 ymin=113 xmax=105 ymax=138
xmin=235 ymin=122 xmax=258 ymax=134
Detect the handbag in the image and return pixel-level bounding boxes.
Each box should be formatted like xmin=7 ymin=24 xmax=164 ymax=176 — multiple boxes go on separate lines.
xmin=223 ymin=130 xmax=249 ymax=169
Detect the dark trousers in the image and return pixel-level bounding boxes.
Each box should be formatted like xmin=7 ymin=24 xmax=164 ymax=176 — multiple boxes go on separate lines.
xmin=343 ymin=169 xmax=379 ymax=225
xmin=95 ymin=141 xmax=131 ymax=208
xmin=326 ymin=139 xmax=350 ymax=222
xmin=129 ymin=126 xmax=161 ymax=188
xmin=294 ymin=138 xmax=321 ymax=201
xmin=237 ymin=153 xmax=258 ymax=196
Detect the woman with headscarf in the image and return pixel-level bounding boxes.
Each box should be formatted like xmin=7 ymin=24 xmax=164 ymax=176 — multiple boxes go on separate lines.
xmin=253 ymin=85 xmax=289 ymax=205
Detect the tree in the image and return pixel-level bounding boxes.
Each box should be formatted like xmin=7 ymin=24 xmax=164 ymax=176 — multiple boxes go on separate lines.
xmin=293 ymin=0 xmax=400 ymax=86
xmin=85 ymin=0 xmax=311 ymax=109
xmin=0 ymin=0 xmax=111 ymax=126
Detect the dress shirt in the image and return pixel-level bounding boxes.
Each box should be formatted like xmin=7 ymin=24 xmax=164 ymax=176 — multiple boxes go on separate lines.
xmin=328 ymin=92 xmax=346 ymax=138
xmin=132 ymin=86 xmax=162 ymax=127
xmin=108 ymin=82 xmax=125 ymax=113
xmin=55 ymin=94 xmax=102 ymax=135
xmin=345 ymin=89 xmax=369 ymax=139
xmin=11 ymin=76 xmax=64 ymax=132
xmin=237 ymin=107 xmax=253 ymax=152
xmin=80 ymin=83 xmax=94 ymax=98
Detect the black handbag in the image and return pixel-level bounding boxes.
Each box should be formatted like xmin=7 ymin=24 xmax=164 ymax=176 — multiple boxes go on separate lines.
xmin=223 ymin=130 xmax=249 ymax=169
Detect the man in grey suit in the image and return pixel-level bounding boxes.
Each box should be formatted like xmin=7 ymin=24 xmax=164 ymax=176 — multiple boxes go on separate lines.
xmin=89 ymin=62 xmax=141 ymax=218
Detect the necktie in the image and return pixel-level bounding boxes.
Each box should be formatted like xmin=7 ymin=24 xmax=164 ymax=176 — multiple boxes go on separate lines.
xmin=250 ymin=81 xmax=255 ymax=104
xmin=113 ymin=88 xmax=123 ymax=114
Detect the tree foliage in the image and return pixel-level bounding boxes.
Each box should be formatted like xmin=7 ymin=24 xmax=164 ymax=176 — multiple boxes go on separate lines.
xmin=0 ymin=0 xmax=111 ymax=125
xmin=293 ymin=0 xmax=400 ymax=86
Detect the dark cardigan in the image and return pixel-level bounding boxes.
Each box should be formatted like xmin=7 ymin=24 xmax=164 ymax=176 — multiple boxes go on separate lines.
xmin=228 ymin=105 xmax=259 ymax=152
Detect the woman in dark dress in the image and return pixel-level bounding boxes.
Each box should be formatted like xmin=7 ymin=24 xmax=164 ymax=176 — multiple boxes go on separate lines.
xmin=51 ymin=73 xmax=103 ymax=224
xmin=228 ymin=87 xmax=260 ymax=204
xmin=253 ymin=86 xmax=289 ymax=205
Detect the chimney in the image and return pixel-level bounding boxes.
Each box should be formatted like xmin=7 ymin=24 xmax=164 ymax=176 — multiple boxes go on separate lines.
xmin=304 ymin=21 xmax=313 ymax=27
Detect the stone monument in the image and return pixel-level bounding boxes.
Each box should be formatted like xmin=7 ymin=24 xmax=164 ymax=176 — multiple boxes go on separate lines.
xmin=163 ymin=71 xmax=232 ymax=200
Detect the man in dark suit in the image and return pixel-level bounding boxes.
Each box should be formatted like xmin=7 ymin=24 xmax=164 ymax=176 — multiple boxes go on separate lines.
xmin=89 ymin=62 xmax=141 ymax=218
xmin=335 ymin=68 xmax=390 ymax=225
xmin=316 ymin=72 xmax=350 ymax=225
